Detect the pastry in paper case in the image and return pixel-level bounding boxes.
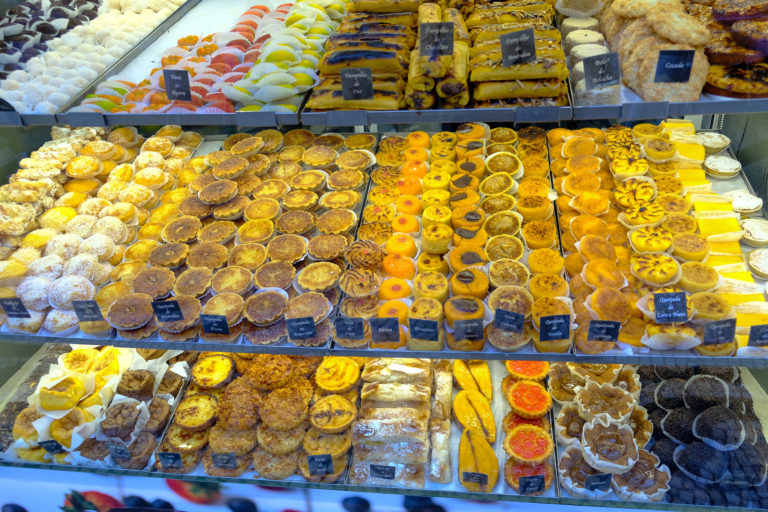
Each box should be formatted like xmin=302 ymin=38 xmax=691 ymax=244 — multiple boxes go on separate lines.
xmin=361 ymin=382 xmax=431 ymax=404
xmin=361 ymin=358 xmax=433 ymax=384
xmin=352 ymin=417 xmax=430 ymax=444
xmin=354 ymin=441 xmax=430 ymax=464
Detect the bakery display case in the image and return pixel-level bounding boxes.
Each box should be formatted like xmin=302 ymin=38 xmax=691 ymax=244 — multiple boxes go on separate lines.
xmin=4 ymin=0 xmax=768 ymax=510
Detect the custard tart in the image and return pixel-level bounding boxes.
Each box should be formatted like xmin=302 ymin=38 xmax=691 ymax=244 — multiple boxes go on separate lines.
xmin=559 ymin=444 xmax=612 ymax=498
xmin=612 ymin=450 xmax=670 ymax=502
xmin=254 ymin=261 xmax=296 ymax=290
xmin=174 ymin=267 xmax=212 ymax=298
xmin=211 ymin=266 xmax=253 ymax=295
xmin=317 ymin=209 xmax=357 ymax=235
xmin=614 ymin=178 xmax=656 ymax=208
xmin=282 ymin=189 xmax=318 ymax=211
xmin=319 ymin=190 xmax=361 ymax=210
xmin=237 ymin=219 xmax=274 ymax=245
xmin=253 ymin=179 xmax=290 ymax=200
xmin=308 ymin=234 xmax=349 ymax=261
xmin=255 ymin=129 xmax=284 ymax=153
xmin=227 ymin=243 xmax=267 ymax=272
xmin=132 ymin=266 xmax=175 ymax=300
xmin=286 ymin=292 xmax=332 ymax=323
xmin=275 ymin=211 xmax=316 ymax=235
xmin=148 ymin=242 xmax=188 ymax=268
xmin=622 ymin=202 xmax=666 ymax=227
xmin=661 ymin=213 xmax=697 ymax=234
xmin=583 ymin=258 xmax=626 ymax=289
xmin=298 ymin=262 xmax=342 ymax=292
xmin=679 ymin=261 xmax=719 ymax=292
xmin=266 ymin=234 xmax=307 ymax=263
xmin=357 ymin=222 xmax=393 ymax=245
xmin=106 ymin=293 xmax=154 ymax=330
xmin=199 ymin=179 xmax=238 ymax=205
xmin=244 ymin=291 xmax=288 ymax=326
xmin=202 ymin=292 xmax=244 ymax=327
xmin=212 ymin=195 xmax=248 ymax=220
xmin=187 ymin=242 xmax=228 ymax=269
xmin=157 ymin=294 xmax=201 ymax=333
xmin=213 ymin=156 xmax=249 ymax=180
xmin=290 ymin=170 xmax=327 ymax=191
xmin=245 ymin=197 xmax=281 ymax=222
xmin=161 ymin=215 xmax=201 ymax=244
xmin=284 ymin=129 xmax=315 ymax=148
xmin=179 ymin=195 xmax=212 ymax=218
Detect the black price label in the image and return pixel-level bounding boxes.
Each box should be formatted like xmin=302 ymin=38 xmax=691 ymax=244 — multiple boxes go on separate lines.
xmin=163 ymin=69 xmax=192 ymax=101
xmin=585 ymin=472 xmax=612 ymax=492
xmin=454 ymin=319 xmax=484 ymax=341
xmin=703 ymin=318 xmax=736 ymax=345
xmin=462 ymin=472 xmax=488 ymax=485
xmin=39 ymin=439 xmax=65 ymax=454
xmin=157 ymin=451 xmax=183 ymax=470
xmin=200 ymin=314 xmax=230 ymax=335
xmin=587 ymin=320 xmax=621 ymax=342
xmin=307 ymin=454 xmax=334 ymax=476
xmin=519 ymin=475 xmax=546 ymax=495
xmin=0 ymin=298 xmax=29 ymax=319
xmin=107 ymin=442 xmax=131 ymax=460
xmin=420 ymin=22 xmax=454 ymax=57
xmin=335 ymin=317 xmax=365 ymax=340
xmin=0 ymin=98 xmax=16 ymax=112
xmin=539 ymin=314 xmax=570 ymax=341
xmin=370 ymin=317 xmax=400 ymax=343
xmin=583 ymin=52 xmax=620 ymax=90
xmin=749 ymin=324 xmax=768 ymax=347
xmin=286 ymin=317 xmax=317 ymax=340
xmin=340 ymin=67 xmax=374 ymax=101
xmin=654 ymin=50 xmax=695 ymax=83
xmin=211 ymin=452 xmax=238 ymax=469
xmin=494 ymin=308 xmax=525 ymax=333
xmin=370 ymin=464 xmax=396 ymax=480
xmin=71 ymin=300 xmax=104 ymax=322
xmin=409 ymin=318 xmax=439 ymax=342
xmin=654 ymin=292 xmax=688 ymax=323
xmin=152 ymin=300 xmax=184 ymax=322
xmin=501 ymin=28 xmax=536 ymax=67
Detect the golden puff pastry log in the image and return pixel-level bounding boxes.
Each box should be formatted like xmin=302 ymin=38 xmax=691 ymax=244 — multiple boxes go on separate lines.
xmin=349 ymin=0 xmax=420 ymax=13
xmin=352 ymin=416 xmax=430 ymax=444
xmin=474 ymin=80 xmax=566 ymax=100
xmin=306 ymin=88 xmax=402 ymax=111
xmin=470 ymin=53 xmax=569 ymax=82
xmin=470 ymin=24 xmax=560 ymax=45
xmin=354 ymin=441 xmax=429 ymax=464
xmin=360 ymin=382 xmax=431 ymax=405
xmin=361 ymin=358 xmax=432 ymax=385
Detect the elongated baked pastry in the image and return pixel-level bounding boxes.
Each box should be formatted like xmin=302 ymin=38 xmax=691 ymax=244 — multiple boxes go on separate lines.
xmin=352 ymin=417 xmax=430 ymax=444
xmin=354 ymin=441 xmax=430 ymax=464
xmin=361 ymin=382 xmax=431 ymax=404
xmin=349 ymin=0 xmax=420 ymax=12
xmin=361 ymin=358 xmax=432 ymax=384
xmin=474 ymin=80 xmax=566 ymax=100
xmin=429 ymin=418 xmax=451 ymax=483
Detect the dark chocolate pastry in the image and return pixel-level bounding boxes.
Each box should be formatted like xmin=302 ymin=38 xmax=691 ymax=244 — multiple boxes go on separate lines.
xmin=102 ymin=402 xmax=140 ymax=442
xmin=674 ymin=441 xmax=727 ymax=484
xmin=652 ymin=437 xmax=679 ymax=470
xmin=693 ymin=406 xmax=745 ymax=451
xmin=729 ymin=383 xmax=751 ymax=414
xmin=655 ymin=365 xmax=694 ymax=381
xmin=142 ymin=398 xmax=171 ymax=435
xmin=728 ymin=442 xmax=768 ymax=486
xmin=655 ymin=378 xmax=686 ymax=410
xmin=742 ymin=410 xmax=762 ymax=445
xmin=639 ymin=384 xmax=658 ymax=411
xmin=666 ymin=471 xmax=709 ymax=505
xmin=662 ymin=408 xmax=698 ymax=445
xmin=683 ymin=374 xmax=729 ymax=411
xmin=697 ymin=365 xmax=739 ymax=384
xmin=637 ymin=365 xmax=659 ymax=385
xmin=117 ymin=370 xmax=155 ymax=402
xmin=650 ymin=408 xmax=668 ymax=440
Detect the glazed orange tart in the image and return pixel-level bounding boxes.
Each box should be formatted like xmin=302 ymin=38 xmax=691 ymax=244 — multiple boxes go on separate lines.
xmin=504 ymin=425 xmax=554 ymax=465
xmin=505 ymin=361 xmax=549 ymax=381
xmin=505 ymin=380 xmax=552 ymax=418
xmin=502 ymin=411 xmax=551 ymax=434
xmin=505 ymin=459 xmax=554 ymax=495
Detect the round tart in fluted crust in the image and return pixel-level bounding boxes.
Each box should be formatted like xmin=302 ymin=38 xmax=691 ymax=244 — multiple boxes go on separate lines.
xmin=286 ymin=292 xmax=332 ymax=324
xmin=576 ymin=381 xmax=634 ymax=424
xmin=505 ymin=361 xmax=549 ymax=381
xmin=266 ymin=234 xmax=307 ymax=263
xmin=162 ymin=215 xmax=202 ymax=244
xmin=254 ymin=261 xmax=296 ymax=290
xmin=211 ymin=266 xmax=253 ymax=295
xmin=631 ymin=253 xmax=681 ymax=286
xmin=630 ymin=226 xmax=674 ymax=253
xmin=199 ymin=221 xmax=237 ymax=244
xmin=202 ymin=292 xmax=244 ymax=326
xmin=228 ymin=243 xmax=267 ymax=272
xmin=339 ymin=268 xmax=380 ymax=298
xmin=505 ymin=459 xmax=554 ymax=496
xmin=559 ymin=444 xmax=613 ymax=498
xmin=504 ymin=425 xmax=554 ymax=465
xmin=505 ymin=380 xmax=553 ymax=419
xmin=275 ymin=211 xmax=316 ymax=235
xmin=133 ymin=266 xmax=175 ymax=300
xmin=567 ymin=363 xmax=621 ymax=384
xmin=173 ymin=267 xmax=212 ymax=298
xmin=345 ymin=239 xmax=385 ymax=269
xmin=244 ymin=291 xmax=288 ymax=327
xmin=157 ymin=295 xmax=201 ymax=333
xmin=611 ymin=449 xmax=670 ymax=502
xmin=548 ymin=362 xmax=580 ymax=403
xmin=555 ymin=404 xmax=586 ymax=446
xmin=297 ymin=262 xmax=341 ymax=293
xmin=581 ymin=416 xmax=639 ymax=474
xmin=187 ymin=242 xmax=228 ymax=269
xmin=308 ymin=234 xmax=349 ymax=261
xmin=317 ymin=209 xmax=357 ymax=235
xmin=106 ymin=293 xmax=154 ymax=330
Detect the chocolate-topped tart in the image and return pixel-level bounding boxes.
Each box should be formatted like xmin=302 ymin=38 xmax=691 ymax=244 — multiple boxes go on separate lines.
xmin=158 ymin=295 xmax=201 ymax=333
xmin=199 ymin=221 xmax=236 ymax=244
xmin=271 ymin=162 xmax=302 ymax=181
xmin=319 ymin=190 xmax=362 ymax=210
xmin=655 ymin=378 xmax=686 ymax=410
xmin=303 ymin=145 xmax=337 ymax=169
xmin=266 ymin=234 xmax=307 ymax=263
xmin=548 ymin=362 xmax=580 ymax=403
xmin=612 ymin=450 xmax=671 ymax=502
xmin=161 ymin=215 xmax=201 ymax=243
xmin=567 ymin=363 xmax=622 ymax=384
xmin=227 ymin=243 xmax=267 ymax=272
xmin=202 ymin=292 xmax=244 ymax=327
xmin=314 ymin=133 xmax=346 ymax=150
xmin=187 ymin=242 xmax=228 ymax=269
xmin=661 ymin=408 xmax=698 ymax=445
xmin=254 ymin=261 xmax=296 ymax=290
xmin=148 ymin=242 xmax=188 ymax=268
xmin=576 ymin=381 xmax=634 ymax=424
xmin=290 ymin=170 xmax=327 ymax=191
xmin=283 ymin=129 xmax=315 ymax=148
xmin=683 ymin=374 xmax=729 ymax=410
xmin=555 ymin=404 xmax=586 ymax=446
xmin=286 ymin=292 xmax=332 ymax=323
xmin=674 ymin=441 xmax=727 ymax=484
xmin=559 ymin=444 xmax=613 ymax=499
xmin=211 ymin=266 xmax=253 ymax=295
xmin=693 ymin=406 xmax=746 ymax=451
xmin=298 ymin=261 xmax=341 ymax=292
xmin=317 ymin=209 xmax=357 ymax=235
xmin=213 ymin=195 xmax=248 ymax=220
xmin=308 ymin=234 xmax=349 ymax=261
xmin=581 ymin=417 xmax=639 ymax=473
xmin=174 ymin=267 xmax=212 ymax=298
xmin=244 ymin=291 xmax=288 ymax=326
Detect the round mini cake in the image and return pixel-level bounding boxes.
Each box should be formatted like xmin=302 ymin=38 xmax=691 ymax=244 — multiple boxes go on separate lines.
xmin=654 ymin=378 xmax=686 ymax=410
xmin=683 ymin=374 xmax=729 ymax=411
xmin=692 ymin=406 xmax=745 ymax=451
xmin=661 ymin=408 xmax=698 ymax=445
xmin=673 ymin=441 xmax=727 ymax=484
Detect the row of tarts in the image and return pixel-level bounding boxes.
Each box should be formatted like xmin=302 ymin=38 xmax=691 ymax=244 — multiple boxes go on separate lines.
xmin=3 ymin=346 xmax=768 ymax=507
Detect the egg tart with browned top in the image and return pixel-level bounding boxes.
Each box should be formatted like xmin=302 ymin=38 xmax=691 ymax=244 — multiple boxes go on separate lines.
xmin=213 ymin=156 xmax=249 ymax=180
xmin=345 ymin=133 xmax=376 ymax=151
xmin=238 ymin=219 xmax=274 ymax=245
xmin=132 ymin=266 xmax=175 ymax=300
xmin=107 ymin=293 xmax=154 ymax=330
xmin=290 ymin=170 xmax=327 ymax=192
xmin=297 ymin=261 xmax=341 ymax=292
xmin=317 ymin=209 xmax=357 ymax=235
xmin=212 ymin=266 xmax=253 ymax=295
xmin=281 ymin=190 xmax=318 ymax=211
xmin=308 ymin=234 xmax=349 ymax=261
xmin=661 ymin=213 xmax=697 ymax=234
xmin=179 ymin=195 xmax=212 ymax=219
xmin=266 ymin=234 xmax=307 ymax=263
xmin=489 ymin=258 xmax=530 ymax=287
xmin=157 ymin=294 xmax=201 ymax=333
xmin=275 ymin=211 xmax=316 ymax=235
xmin=255 ymin=129 xmax=284 ymax=153
xmin=212 ymin=195 xmax=248 ymax=221
xmin=246 ymin=153 xmax=272 ymax=177
xmin=203 ymin=292 xmax=244 ymax=326
xmin=244 ymin=291 xmax=288 ymax=327
xmin=172 ymin=267 xmax=212 ymax=298
xmin=284 ymin=129 xmax=315 ymax=148
xmin=252 ymin=179 xmax=289 ymax=200
xmin=672 ymin=233 xmax=710 ymax=261
xmin=199 ymin=179 xmax=238 ymax=206
xmin=187 ymin=242 xmax=228 ymax=269
xmin=244 ymin=197 xmax=281 ymax=222
xmin=319 ymin=190 xmax=361 ymax=210
xmin=301 ymin=145 xmax=336 ymax=170
xmin=270 ymin=161 xmax=302 ymax=181
xmin=230 ymin=136 xmax=264 ymax=159
xmin=148 ymin=242 xmax=188 ymax=268
xmin=227 ymin=243 xmax=266 ymax=272
xmin=162 ymin=215 xmax=202 ymax=244
xmin=655 ymin=193 xmax=691 ymax=214
xmin=286 ymin=292 xmax=332 ymax=323
xmin=328 ymin=169 xmax=365 ymax=191
xmin=190 ymin=173 xmax=216 ymax=194
xmin=199 ymin=221 xmax=237 ymax=244
xmin=254 ymin=261 xmax=296 ymax=290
